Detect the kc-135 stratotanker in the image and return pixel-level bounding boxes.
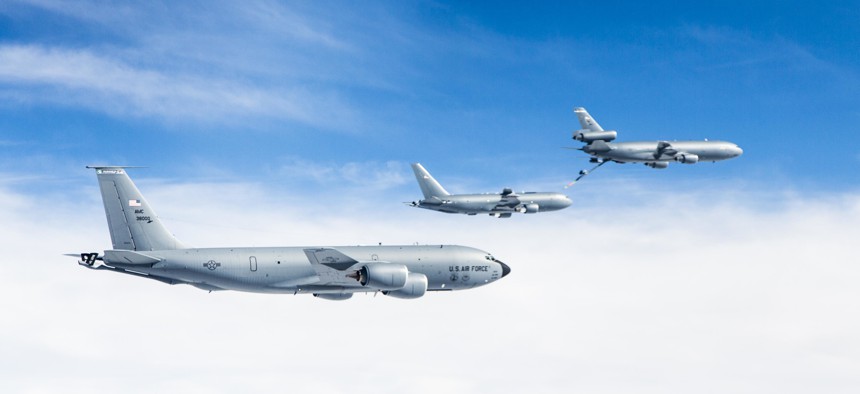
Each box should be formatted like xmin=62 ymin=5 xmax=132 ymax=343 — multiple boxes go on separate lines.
xmin=71 ymin=167 xmax=509 ymax=300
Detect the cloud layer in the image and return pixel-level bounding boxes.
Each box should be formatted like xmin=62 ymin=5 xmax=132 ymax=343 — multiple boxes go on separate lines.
xmin=1 ymin=172 xmax=858 ymax=393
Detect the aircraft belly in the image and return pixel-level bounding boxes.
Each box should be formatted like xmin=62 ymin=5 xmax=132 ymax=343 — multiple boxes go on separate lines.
xmin=447 ymin=202 xmax=496 ymax=214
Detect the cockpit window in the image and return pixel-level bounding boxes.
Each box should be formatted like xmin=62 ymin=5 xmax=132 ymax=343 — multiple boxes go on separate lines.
xmin=485 ymin=254 xmax=496 ymax=261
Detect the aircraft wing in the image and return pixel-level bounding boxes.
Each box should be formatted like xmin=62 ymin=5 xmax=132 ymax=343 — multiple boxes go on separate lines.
xmin=494 ymin=188 xmax=520 ymax=209
xmin=655 ymin=141 xmax=678 ymax=158
xmin=304 ymin=248 xmax=360 ymax=271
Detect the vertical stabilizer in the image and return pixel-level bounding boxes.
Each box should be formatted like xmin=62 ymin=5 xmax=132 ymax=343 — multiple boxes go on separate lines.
xmin=88 ymin=166 xmax=185 ymax=251
xmin=411 ymin=163 xmax=450 ymax=199
xmin=573 ymin=107 xmax=604 ymax=132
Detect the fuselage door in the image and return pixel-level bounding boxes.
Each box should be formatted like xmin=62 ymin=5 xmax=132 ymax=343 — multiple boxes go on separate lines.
xmin=249 ymin=256 xmax=258 ymax=272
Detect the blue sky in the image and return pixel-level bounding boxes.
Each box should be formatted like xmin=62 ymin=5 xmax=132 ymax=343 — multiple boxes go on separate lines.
xmin=0 ymin=0 xmax=858 ymax=196
xmin=2 ymin=2 xmax=860 ymax=393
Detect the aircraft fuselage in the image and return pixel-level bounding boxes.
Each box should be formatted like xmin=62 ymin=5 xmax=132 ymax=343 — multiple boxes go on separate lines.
xmin=591 ymin=140 xmax=743 ymax=163
xmin=103 ymin=245 xmax=508 ymax=294
xmin=415 ymin=192 xmax=571 ymax=215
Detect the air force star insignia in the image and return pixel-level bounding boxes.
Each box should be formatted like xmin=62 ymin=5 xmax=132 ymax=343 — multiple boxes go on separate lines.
xmin=204 ymin=260 xmax=221 ymax=270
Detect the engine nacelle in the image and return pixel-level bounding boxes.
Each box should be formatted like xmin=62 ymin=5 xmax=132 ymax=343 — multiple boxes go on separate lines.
xmin=645 ymin=162 xmax=669 ymax=169
xmin=573 ymin=130 xmax=617 ymax=142
xmin=383 ymin=273 xmax=428 ymax=299
xmin=354 ymin=263 xmax=409 ymax=290
xmin=675 ymin=153 xmax=699 ymax=164
xmin=313 ymin=292 xmax=353 ymax=301
xmin=517 ymin=203 xmax=539 ymax=214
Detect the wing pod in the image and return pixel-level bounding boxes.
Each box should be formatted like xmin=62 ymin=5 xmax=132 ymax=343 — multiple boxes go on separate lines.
xmin=351 ymin=263 xmax=409 ymax=290
xmin=674 ymin=153 xmax=699 ymax=164
xmin=573 ymin=130 xmax=617 ymax=142
xmin=517 ymin=203 xmax=539 ymax=214
xmin=313 ymin=292 xmax=354 ymax=301
xmin=383 ymin=273 xmax=428 ymax=299
xmin=645 ymin=162 xmax=669 ymax=169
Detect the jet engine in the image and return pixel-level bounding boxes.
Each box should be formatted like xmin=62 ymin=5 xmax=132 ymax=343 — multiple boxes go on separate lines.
xmin=573 ymin=130 xmax=617 ymax=142
xmin=313 ymin=292 xmax=353 ymax=301
xmin=383 ymin=273 xmax=428 ymax=299
xmin=674 ymin=153 xmax=699 ymax=164
xmin=517 ymin=203 xmax=539 ymax=214
xmin=352 ymin=263 xmax=409 ymax=290
xmin=645 ymin=162 xmax=669 ymax=169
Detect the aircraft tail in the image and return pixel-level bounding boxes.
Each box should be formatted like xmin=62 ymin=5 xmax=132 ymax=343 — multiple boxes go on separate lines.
xmin=573 ymin=107 xmax=604 ymax=132
xmin=88 ymin=166 xmax=185 ymax=251
xmin=411 ymin=163 xmax=450 ymax=199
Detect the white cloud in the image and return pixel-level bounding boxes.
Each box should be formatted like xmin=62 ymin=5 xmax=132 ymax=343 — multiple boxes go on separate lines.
xmin=1 ymin=172 xmax=859 ymax=393
xmin=0 ymin=45 xmax=356 ymax=128
xmin=238 ymin=0 xmax=352 ymax=51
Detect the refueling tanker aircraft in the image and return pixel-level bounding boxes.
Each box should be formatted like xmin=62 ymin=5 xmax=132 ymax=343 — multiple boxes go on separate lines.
xmin=568 ymin=107 xmax=742 ymax=183
xmin=409 ymin=163 xmax=572 ymax=218
xmin=70 ymin=167 xmax=510 ymax=300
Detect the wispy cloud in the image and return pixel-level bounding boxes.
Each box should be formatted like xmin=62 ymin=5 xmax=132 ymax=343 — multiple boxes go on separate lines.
xmin=0 ymin=1 xmax=382 ymax=129
xmin=0 ymin=45 xmax=355 ymax=127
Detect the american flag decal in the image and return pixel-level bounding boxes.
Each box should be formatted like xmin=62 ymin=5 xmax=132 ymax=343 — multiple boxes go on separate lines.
xmin=129 ymin=199 xmax=142 ymax=207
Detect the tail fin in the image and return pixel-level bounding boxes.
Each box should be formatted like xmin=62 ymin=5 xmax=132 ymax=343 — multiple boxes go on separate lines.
xmin=411 ymin=163 xmax=450 ymax=199
xmin=573 ymin=107 xmax=604 ymax=131
xmin=88 ymin=166 xmax=185 ymax=251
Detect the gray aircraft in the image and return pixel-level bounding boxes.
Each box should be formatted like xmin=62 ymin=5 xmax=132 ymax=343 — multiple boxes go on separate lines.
xmin=569 ymin=107 xmax=742 ymax=181
xmin=71 ymin=166 xmax=510 ymax=300
xmin=409 ymin=163 xmax=572 ymax=218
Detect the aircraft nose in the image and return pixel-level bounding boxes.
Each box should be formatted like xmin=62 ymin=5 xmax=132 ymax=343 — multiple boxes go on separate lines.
xmin=561 ymin=196 xmax=573 ymax=208
xmin=734 ymin=146 xmax=743 ymax=156
xmin=498 ymin=261 xmax=511 ymax=278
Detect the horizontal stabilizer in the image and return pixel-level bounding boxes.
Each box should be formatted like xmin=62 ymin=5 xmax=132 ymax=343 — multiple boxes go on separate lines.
xmin=103 ymin=250 xmax=163 ymax=265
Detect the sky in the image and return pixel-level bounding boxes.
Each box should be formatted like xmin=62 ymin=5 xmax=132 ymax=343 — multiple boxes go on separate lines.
xmin=1 ymin=1 xmax=859 ymax=393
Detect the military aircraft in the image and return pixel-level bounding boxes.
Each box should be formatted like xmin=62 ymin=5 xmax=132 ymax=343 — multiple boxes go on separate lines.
xmin=568 ymin=107 xmax=742 ymax=183
xmin=70 ymin=166 xmax=510 ymax=300
xmin=409 ymin=163 xmax=572 ymax=218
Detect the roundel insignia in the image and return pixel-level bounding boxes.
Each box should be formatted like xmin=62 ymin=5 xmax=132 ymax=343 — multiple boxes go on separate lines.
xmin=204 ymin=260 xmax=221 ymax=270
